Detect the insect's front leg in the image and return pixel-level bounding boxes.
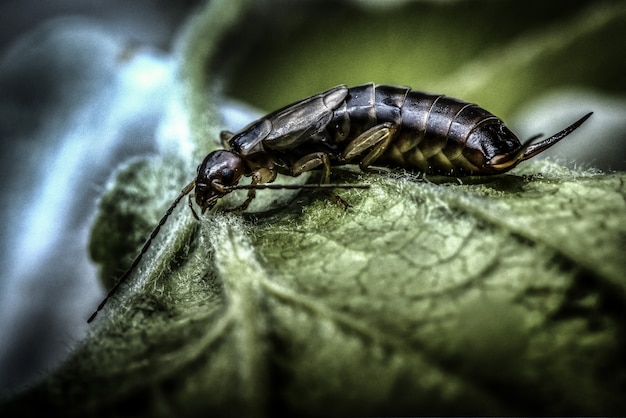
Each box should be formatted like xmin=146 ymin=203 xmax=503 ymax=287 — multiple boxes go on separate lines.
xmin=342 ymin=122 xmax=397 ymax=171
xmin=232 ymin=166 xmax=277 ymax=212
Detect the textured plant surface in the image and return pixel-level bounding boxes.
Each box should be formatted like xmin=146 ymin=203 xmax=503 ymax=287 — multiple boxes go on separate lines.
xmin=3 ymin=158 xmax=626 ymax=416
xmin=2 ymin=0 xmax=626 ymax=416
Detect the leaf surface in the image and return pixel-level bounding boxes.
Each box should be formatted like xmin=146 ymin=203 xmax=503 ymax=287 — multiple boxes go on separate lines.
xmin=3 ymin=0 xmax=626 ymax=416
xmin=3 ymin=159 xmax=625 ymax=416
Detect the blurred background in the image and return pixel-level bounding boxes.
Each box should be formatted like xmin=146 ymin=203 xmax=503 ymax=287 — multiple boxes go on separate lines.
xmin=0 ymin=0 xmax=624 ymax=398
xmin=0 ymin=0 xmax=201 ymax=397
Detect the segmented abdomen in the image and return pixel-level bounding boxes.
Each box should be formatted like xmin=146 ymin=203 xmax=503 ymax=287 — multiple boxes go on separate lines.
xmin=327 ymin=83 xmax=500 ymax=175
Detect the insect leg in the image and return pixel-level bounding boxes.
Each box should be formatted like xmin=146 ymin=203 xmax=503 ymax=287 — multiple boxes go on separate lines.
xmin=292 ymin=152 xmax=332 ymax=183
xmin=342 ymin=123 xmax=397 ymax=170
xmin=291 ymin=152 xmax=353 ymax=208
xmin=231 ymin=166 xmax=277 ymax=211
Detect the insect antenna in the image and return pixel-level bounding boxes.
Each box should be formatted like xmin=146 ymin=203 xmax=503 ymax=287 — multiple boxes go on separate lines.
xmin=521 ymin=112 xmax=593 ymax=161
xmin=87 ymin=180 xmax=196 ymax=323
xmin=223 ymin=183 xmax=370 ymax=191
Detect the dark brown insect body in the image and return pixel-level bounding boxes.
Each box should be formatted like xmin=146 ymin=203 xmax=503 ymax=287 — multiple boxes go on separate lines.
xmin=87 ymin=83 xmax=591 ymax=322
xmin=197 ymin=83 xmax=591 ymax=213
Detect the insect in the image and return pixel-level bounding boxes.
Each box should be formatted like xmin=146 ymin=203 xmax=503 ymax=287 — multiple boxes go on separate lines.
xmin=87 ymin=83 xmax=591 ymax=323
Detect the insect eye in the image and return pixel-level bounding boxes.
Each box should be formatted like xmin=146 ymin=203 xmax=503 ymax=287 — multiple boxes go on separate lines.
xmin=221 ymin=168 xmax=235 ymax=184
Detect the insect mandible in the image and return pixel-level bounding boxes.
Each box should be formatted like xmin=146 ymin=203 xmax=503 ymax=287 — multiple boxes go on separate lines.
xmin=87 ymin=83 xmax=592 ymax=323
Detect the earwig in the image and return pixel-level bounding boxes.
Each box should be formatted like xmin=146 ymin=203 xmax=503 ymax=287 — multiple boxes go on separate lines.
xmin=87 ymin=83 xmax=591 ymax=323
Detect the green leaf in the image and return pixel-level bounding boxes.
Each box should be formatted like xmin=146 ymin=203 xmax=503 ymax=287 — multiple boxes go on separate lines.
xmin=3 ymin=0 xmax=626 ymax=416
xmin=3 ymin=158 xmax=625 ymax=416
